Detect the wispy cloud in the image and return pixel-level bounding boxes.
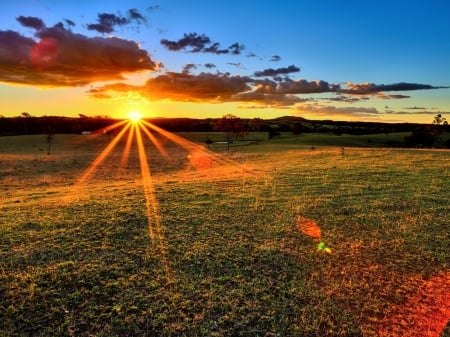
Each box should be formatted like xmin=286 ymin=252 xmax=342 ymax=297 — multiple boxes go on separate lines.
xmin=343 ymin=82 xmax=448 ymax=94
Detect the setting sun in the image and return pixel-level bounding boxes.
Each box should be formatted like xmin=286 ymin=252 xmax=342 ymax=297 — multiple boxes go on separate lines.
xmin=128 ymin=111 xmax=142 ymax=122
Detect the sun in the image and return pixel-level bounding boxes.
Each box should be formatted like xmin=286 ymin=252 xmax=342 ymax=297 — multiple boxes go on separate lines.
xmin=128 ymin=111 xmax=142 ymax=122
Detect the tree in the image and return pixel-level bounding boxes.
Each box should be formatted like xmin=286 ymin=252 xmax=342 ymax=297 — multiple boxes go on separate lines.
xmin=404 ymin=126 xmax=435 ymax=148
xmin=431 ymin=113 xmax=447 ymax=141
xmin=213 ymin=114 xmax=248 ymax=151
xmin=432 ymin=113 xmax=447 ymax=125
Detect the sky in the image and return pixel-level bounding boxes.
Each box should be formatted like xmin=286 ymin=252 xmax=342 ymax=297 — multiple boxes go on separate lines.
xmin=1 ymin=0 xmax=449 ymax=123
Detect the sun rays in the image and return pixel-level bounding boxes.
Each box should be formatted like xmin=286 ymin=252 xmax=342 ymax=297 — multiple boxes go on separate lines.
xmin=61 ymin=116 xmax=249 ymax=280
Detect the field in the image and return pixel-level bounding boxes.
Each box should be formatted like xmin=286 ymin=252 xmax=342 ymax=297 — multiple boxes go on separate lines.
xmin=0 ymin=131 xmax=449 ymax=337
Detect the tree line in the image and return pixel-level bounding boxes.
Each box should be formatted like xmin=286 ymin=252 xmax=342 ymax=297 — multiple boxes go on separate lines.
xmin=0 ymin=113 xmax=447 ymax=148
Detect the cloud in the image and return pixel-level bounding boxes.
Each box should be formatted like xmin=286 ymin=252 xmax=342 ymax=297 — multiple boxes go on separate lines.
xmin=270 ymin=55 xmax=281 ymax=62
xmin=160 ymin=33 xmax=245 ymax=55
xmin=182 ymin=63 xmax=197 ymax=74
xmin=64 ymin=19 xmax=75 ymax=27
xmin=254 ymin=65 xmax=300 ymax=77
xmin=86 ymin=9 xmax=147 ymax=34
xmin=343 ymin=82 xmax=448 ymax=94
xmin=232 ymin=91 xmax=306 ymax=107
xmin=404 ymin=106 xmax=430 ymax=110
xmin=203 ymin=42 xmax=229 ymax=54
xmin=16 ymin=16 xmax=45 ymax=30
xmin=87 ymin=13 xmax=128 ymax=33
xmin=376 ymin=93 xmax=410 ymax=99
xmin=91 ymin=72 xmax=252 ymax=102
xmin=0 ymin=24 xmax=157 ymax=86
xmin=228 ymin=43 xmax=245 ymax=55
xmin=254 ymin=78 xmax=339 ymax=95
xmin=127 ymin=8 xmax=147 ymax=23
xmin=295 ymin=103 xmax=380 ymax=118
xmin=161 ymin=33 xmax=211 ymax=52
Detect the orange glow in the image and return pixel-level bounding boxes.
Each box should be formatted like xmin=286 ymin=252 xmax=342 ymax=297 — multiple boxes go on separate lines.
xmin=378 ymin=271 xmax=450 ymax=337
xmin=297 ymin=216 xmax=321 ymax=239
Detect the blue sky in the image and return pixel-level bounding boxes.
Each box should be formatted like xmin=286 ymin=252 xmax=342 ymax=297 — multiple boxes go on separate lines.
xmin=1 ymin=0 xmax=449 ymax=122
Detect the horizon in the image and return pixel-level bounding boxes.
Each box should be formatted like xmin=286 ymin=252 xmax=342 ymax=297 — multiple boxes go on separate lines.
xmin=1 ymin=1 xmax=450 ymax=123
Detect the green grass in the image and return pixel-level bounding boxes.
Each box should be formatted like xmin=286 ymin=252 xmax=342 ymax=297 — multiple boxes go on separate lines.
xmin=0 ymin=133 xmax=449 ymax=336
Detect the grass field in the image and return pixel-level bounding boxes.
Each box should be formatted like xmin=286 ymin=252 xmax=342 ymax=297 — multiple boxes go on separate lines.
xmin=0 ymin=131 xmax=449 ymax=337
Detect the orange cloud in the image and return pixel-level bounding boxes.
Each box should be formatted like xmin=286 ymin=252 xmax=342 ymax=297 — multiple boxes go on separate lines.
xmin=0 ymin=26 xmax=157 ymax=87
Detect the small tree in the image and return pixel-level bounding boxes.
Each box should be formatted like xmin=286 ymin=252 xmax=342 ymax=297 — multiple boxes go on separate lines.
xmin=214 ymin=114 xmax=247 ymax=151
xmin=432 ymin=113 xmax=447 ymax=126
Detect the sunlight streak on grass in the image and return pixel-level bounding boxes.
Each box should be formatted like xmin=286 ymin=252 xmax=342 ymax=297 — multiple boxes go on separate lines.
xmin=139 ymin=121 xmax=171 ymax=161
xmin=120 ymin=123 xmax=135 ymax=167
xmin=141 ymin=119 xmax=246 ymax=171
xmin=135 ymin=121 xmax=171 ymax=279
xmin=77 ymin=122 xmax=132 ymax=186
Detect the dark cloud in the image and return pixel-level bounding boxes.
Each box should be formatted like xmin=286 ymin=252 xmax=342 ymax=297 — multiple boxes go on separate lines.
xmin=270 ymin=55 xmax=281 ymax=62
xmin=160 ymin=33 xmax=245 ymax=55
xmin=0 ymin=30 xmax=35 ymax=63
xmin=127 ymin=8 xmax=146 ymax=23
xmin=16 ymin=16 xmax=45 ymax=30
xmin=343 ymin=82 xmax=448 ymax=94
xmin=228 ymin=43 xmax=244 ymax=55
xmin=86 ymin=9 xmax=147 ymax=34
xmin=204 ymin=63 xmax=216 ymax=69
xmin=254 ymin=78 xmax=339 ymax=95
xmin=203 ymin=42 xmax=229 ymax=54
xmin=376 ymin=93 xmax=410 ymax=99
xmin=64 ymin=19 xmax=75 ymax=27
xmin=254 ymin=65 xmax=300 ymax=77
xmin=161 ymin=33 xmax=210 ymax=52
xmin=87 ymin=13 xmax=128 ymax=33
xmin=0 ymin=24 xmax=157 ymax=86
xmin=182 ymin=63 xmax=197 ymax=74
